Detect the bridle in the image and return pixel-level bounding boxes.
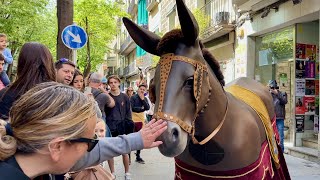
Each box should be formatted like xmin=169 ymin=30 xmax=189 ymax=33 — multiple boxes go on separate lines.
xmin=153 ymin=53 xmax=228 ymax=145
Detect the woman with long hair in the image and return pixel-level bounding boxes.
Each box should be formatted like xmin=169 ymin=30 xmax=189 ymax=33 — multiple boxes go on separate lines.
xmin=71 ymin=69 xmax=84 ymax=91
xmin=126 ymin=86 xmax=134 ymax=98
xmin=0 ymin=42 xmax=56 ymax=119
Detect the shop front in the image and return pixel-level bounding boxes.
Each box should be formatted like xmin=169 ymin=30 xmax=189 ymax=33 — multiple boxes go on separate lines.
xmin=254 ymin=21 xmax=319 ymax=161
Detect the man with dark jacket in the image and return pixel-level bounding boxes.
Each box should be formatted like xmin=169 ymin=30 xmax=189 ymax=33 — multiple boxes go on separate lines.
xmin=269 ymin=80 xmax=287 ymax=152
xmin=88 ymin=72 xmax=115 ymax=120
xmin=130 ymin=84 xmax=150 ymax=164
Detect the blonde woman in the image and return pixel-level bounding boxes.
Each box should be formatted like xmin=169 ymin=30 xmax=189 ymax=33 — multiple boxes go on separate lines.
xmin=0 ymin=82 xmax=167 ymax=179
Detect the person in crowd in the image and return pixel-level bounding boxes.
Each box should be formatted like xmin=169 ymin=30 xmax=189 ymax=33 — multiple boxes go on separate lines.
xmin=0 ymin=54 xmax=6 ymax=90
xmin=55 ymin=58 xmax=75 ymax=85
xmin=130 ymin=83 xmax=150 ymax=164
xmin=106 ymin=75 xmax=133 ymax=180
xmin=94 ymin=119 xmax=116 ymax=179
xmin=126 ymin=86 xmax=134 ymax=98
xmin=0 ymin=33 xmax=13 ymax=86
xmin=268 ymin=80 xmax=287 ymax=152
xmin=101 ymin=77 xmax=109 ymax=91
xmin=146 ymin=78 xmax=155 ymax=122
xmin=71 ymin=69 xmax=84 ymax=91
xmin=0 ymin=82 xmax=167 ymax=179
xmin=0 ymin=42 xmax=56 ymax=120
xmin=88 ymin=72 xmax=115 ymax=120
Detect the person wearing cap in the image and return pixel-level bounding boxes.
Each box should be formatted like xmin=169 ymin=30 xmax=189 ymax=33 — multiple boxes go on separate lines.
xmin=268 ymin=80 xmax=287 ymax=152
xmin=101 ymin=77 xmax=109 ymax=92
xmin=55 ymin=58 xmax=76 ymax=85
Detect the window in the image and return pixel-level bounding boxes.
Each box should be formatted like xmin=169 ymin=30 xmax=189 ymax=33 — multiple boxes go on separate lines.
xmin=168 ymin=10 xmax=176 ymax=31
xmin=255 ymin=27 xmax=294 ymax=84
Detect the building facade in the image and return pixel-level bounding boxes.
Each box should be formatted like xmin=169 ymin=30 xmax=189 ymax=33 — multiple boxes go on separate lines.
xmin=233 ymin=0 xmax=320 ymax=162
xmin=105 ymin=0 xmax=320 ymax=161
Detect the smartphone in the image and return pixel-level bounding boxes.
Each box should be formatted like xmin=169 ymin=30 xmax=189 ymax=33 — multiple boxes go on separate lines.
xmin=84 ymin=87 xmax=92 ymax=95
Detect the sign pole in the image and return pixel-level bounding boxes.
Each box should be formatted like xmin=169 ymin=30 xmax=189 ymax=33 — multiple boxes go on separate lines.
xmin=61 ymin=24 xmax=88 ymax=66
xmin=72 ymin=49 xmax=77 ymax=66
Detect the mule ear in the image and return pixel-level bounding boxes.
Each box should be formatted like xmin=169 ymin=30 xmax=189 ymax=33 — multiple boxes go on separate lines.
xmin=176 ymin=0 xmax=199 ymax=45
xmin=123 ymin=17 xmax=161 ymax=56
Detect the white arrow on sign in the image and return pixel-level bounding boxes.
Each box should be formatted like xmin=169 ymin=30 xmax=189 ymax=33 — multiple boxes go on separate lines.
xmin=67 ymin=30 xmax=82 ymax=43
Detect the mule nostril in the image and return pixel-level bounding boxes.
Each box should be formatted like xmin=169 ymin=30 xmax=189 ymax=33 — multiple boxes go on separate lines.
xmin=172 ymin=128 xmax=179 ymax=141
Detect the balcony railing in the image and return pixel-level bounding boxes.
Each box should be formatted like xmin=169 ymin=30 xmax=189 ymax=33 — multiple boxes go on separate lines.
xmin=123 ymin=54 xmax=152 ymax=77
xmin=147 ymin=0 xmax=159 ymax=11
xmin=128 ymin=0 xmax=138 ymax=16
xmin=116 ymin=67 xmax=123 ymax=77
xmin=119 ymin=35 xmax=135 ymax=55
xmin=198 ymin=0 xmax=236 ymax=40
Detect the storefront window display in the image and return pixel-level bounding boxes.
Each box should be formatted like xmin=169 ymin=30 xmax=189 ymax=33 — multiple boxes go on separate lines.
xmin=255 ymin=27 xmax=294 ymax=85
xmin=255 ymin=27 xmax=295 ymax=141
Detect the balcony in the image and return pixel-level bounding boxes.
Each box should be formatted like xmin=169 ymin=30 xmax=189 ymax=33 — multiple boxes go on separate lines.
xmin=114 ymin=41 xmax=120 ymax=53
xmin=116 ymin=67 xmax=124 ymax=77
xmin=147 ymin=0 xmax=159 ymax=12
xmin=123 ymin=54 xmax=152 ymax=77
xmin=107 ymin=58 xmax=117 ymax=67
xmin=128 ymin=0 xmax=138 ymax=16
xmin=119 ymin=35 xmax=136 ymax=55
xmin=199 ymin=0 xmax=236 ymax=43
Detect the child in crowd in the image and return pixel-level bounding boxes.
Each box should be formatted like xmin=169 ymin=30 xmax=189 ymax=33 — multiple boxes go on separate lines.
xmin=95 ymin=119 xmax=116 ymax=179
xmin=0 ymin=33 xmax=13 ymax=86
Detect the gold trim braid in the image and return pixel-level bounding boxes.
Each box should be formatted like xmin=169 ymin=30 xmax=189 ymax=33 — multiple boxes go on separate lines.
xmin=225 ymin=85 xmax=280 ymax=168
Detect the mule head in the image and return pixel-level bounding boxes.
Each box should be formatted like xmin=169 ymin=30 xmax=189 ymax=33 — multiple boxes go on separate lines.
xmin=123 ymin=0 xmax=212 ymax=157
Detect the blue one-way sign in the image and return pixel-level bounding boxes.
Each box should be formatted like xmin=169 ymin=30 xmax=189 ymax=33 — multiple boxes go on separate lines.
xmin=61 ymin=25 xmax=88 ymax=49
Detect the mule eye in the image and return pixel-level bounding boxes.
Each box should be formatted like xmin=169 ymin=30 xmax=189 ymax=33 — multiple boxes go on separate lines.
xmin=184 ymin=77 xmax=194 ymax=88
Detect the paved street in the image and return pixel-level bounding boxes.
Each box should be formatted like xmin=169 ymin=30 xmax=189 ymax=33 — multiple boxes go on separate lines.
xmin=110 ymin=148 xmax=320 ymax=180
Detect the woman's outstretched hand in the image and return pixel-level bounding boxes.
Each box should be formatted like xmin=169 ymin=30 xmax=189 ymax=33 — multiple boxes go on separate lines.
xmin=140 ymin=119 xmax=167 ymax=149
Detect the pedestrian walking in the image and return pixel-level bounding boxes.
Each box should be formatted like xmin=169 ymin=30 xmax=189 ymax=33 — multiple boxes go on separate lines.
xmin=106 ymin=75 xmax=133 ymax=180
xmin=130 ymin=83 xmax=150 ymax=164
xmin=268 ymin=80 xmax=288 ymax=152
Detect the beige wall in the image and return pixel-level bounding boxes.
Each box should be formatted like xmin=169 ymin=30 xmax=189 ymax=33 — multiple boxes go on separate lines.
xmin=246 ymin=0 xmax=320 ymax=36
xmin=236 ymin=0 xmax=320 ymax=79
xmin=160 ymin=0 xmax=197 ymax=34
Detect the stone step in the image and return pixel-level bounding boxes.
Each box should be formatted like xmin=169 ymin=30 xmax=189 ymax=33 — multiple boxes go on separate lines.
xmin=302 ymin=137 xmax=318 ymax=149
xmin=287 ymin=146 xmax=319 ymax=163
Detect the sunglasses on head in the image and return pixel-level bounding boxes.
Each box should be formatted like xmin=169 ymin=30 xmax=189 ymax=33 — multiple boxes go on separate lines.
xmin=68 ymin=134 xmax=99 ymax=152
xmin=59 ymin=58 xmax=70 ymax=63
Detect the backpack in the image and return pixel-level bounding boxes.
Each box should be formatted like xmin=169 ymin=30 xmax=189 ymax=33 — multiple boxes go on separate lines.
xmin=64 ymin=165 xmax=113 ymax=180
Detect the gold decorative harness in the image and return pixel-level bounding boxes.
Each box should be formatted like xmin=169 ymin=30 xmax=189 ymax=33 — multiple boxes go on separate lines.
xmin=154 ymin=53 xmax=228 ymax=145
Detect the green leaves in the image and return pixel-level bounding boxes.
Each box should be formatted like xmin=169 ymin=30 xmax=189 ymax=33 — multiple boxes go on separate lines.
xmin=1 ymin=0 xmax=126 ymax=73
xmin=0 ymin=0 xmax=55 ymax=57
xmin=74 ymin=0 xmax=127 ymax=73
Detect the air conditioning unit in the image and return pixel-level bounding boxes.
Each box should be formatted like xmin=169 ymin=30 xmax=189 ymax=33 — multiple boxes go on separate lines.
xmin=237 ymin=0 xmax=279 ymax=12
